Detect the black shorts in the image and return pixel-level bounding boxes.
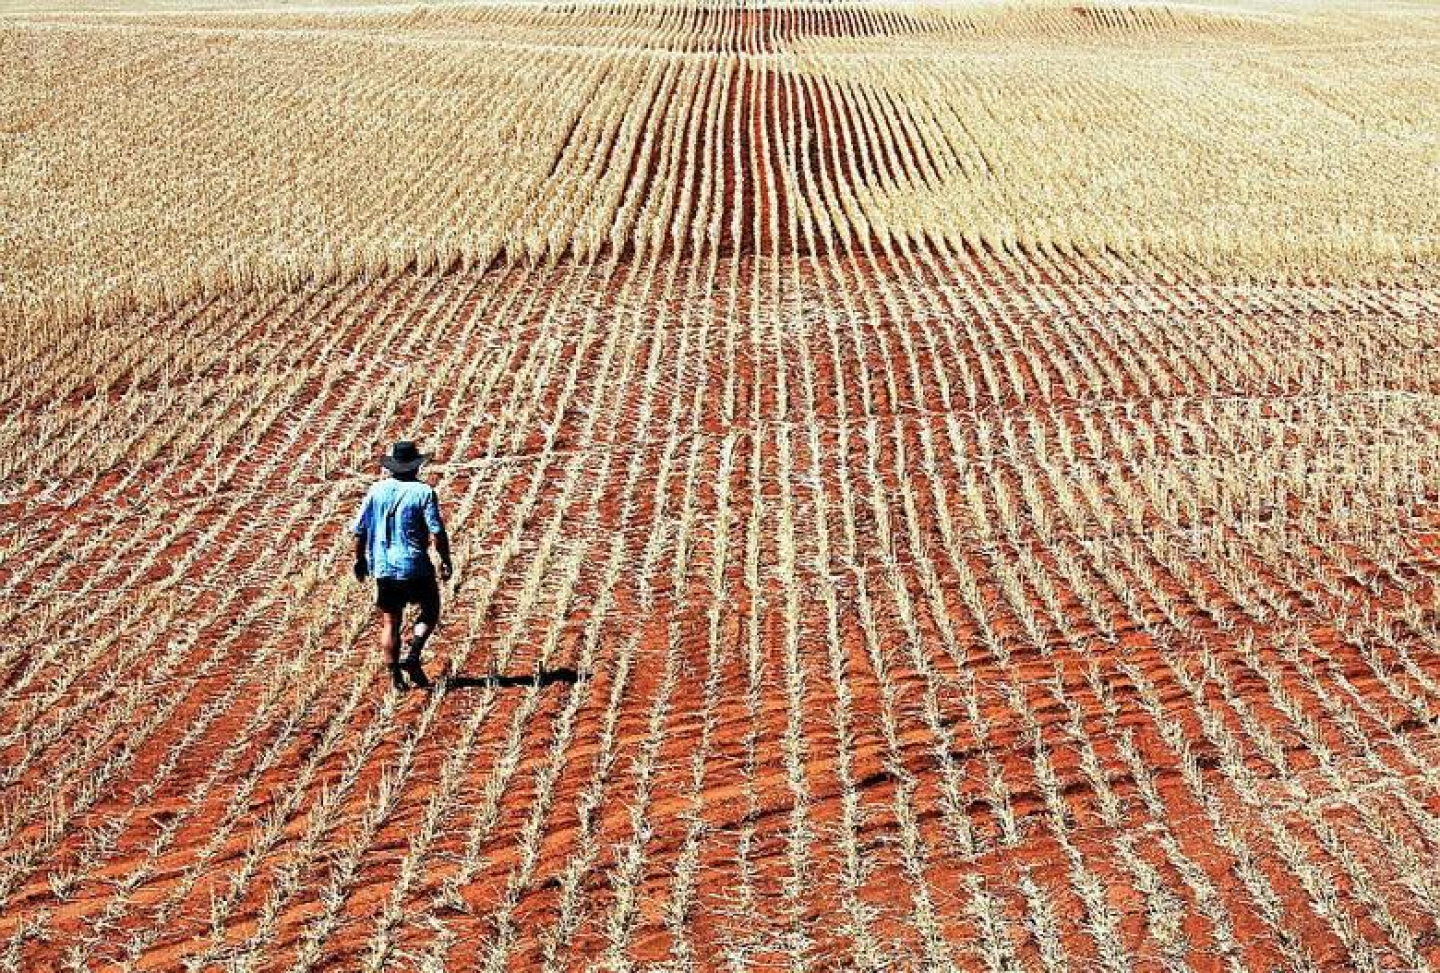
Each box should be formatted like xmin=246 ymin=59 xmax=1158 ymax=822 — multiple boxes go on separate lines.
xmin=375 ymin=574 xmax=441 ymax=622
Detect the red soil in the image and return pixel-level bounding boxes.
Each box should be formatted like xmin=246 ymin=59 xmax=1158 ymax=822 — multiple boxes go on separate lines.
xmin=3 ymin=237 xmax=1440 ymax=972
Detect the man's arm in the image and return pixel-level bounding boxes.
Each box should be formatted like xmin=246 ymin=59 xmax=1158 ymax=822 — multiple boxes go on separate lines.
xmin=424 ymin=488 xmax=453 ymax=581
xmin=434 ymin=532 xmax=453 ymax=581
xmin=351 ymin=491 xmax=372 ymax=581
xmin=353 ymin=532 xmax=369 ymax=581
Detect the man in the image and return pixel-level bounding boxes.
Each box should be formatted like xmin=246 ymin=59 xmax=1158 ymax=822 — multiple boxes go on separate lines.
xmin=352 ymin=440 xmax=453 ymax=691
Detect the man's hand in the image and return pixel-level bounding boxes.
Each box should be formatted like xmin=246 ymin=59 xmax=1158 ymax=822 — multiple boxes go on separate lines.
xmin=439 ymin=560 xmax=454 ymax=582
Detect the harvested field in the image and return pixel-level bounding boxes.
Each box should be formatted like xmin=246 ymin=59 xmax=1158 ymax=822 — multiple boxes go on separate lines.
xmin=3 ymin=2 xmax=1440 ymax=972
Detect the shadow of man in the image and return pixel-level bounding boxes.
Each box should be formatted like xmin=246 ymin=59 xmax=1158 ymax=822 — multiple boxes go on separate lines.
xmin=442 ymin=667 xmax=586 ymax=691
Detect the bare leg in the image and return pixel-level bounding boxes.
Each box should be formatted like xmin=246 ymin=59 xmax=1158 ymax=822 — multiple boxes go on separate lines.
xmin=404 ymin=578 xmax=441 ymax=663
xmin=401 ymin=583 xmax=439 ymax=688
xmin=378 ymin=609 xmax=403 ymax=664
xmin=379 ymin=609 xmax=408 ymax=690
xmin=409 ymin=620 xmax=430 ymax=657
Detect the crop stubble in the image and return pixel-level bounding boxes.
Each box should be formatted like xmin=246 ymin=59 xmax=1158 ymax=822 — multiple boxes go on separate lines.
xmin=3 ymin=2 xmax=1440 ymax=972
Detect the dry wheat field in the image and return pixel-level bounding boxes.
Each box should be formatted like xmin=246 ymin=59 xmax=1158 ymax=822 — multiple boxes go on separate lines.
xmin=3 ymin=1 xmax=1440 ymax=971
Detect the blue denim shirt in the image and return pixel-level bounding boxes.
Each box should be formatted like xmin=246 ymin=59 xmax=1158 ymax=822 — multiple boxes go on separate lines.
xmin=351 ymin=478 xmax=446 ymax=580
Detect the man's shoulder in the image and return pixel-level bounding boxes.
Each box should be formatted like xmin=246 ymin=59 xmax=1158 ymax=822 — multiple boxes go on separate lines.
xmin=395 ymin=479 xmax=437 ymax=502
xmin=369 ymin=478 xmax=435 ymax=501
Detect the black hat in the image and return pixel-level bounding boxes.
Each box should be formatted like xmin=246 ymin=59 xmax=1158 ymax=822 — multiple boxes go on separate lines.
xmin=381 ymin=440 xmax=430 ymax=474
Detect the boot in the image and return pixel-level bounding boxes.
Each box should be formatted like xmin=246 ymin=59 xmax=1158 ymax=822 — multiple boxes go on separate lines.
xmin=402 ymin=641 xmax=431 ymax=689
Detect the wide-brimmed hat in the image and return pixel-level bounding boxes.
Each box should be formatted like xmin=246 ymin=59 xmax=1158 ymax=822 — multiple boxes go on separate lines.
xmin=381 ymin=440 xmax=431 ymax=474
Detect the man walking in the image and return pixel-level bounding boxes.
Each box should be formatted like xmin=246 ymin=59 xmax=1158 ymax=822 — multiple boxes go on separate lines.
xmin=352 ymin=440 xmax=453 ymax=691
